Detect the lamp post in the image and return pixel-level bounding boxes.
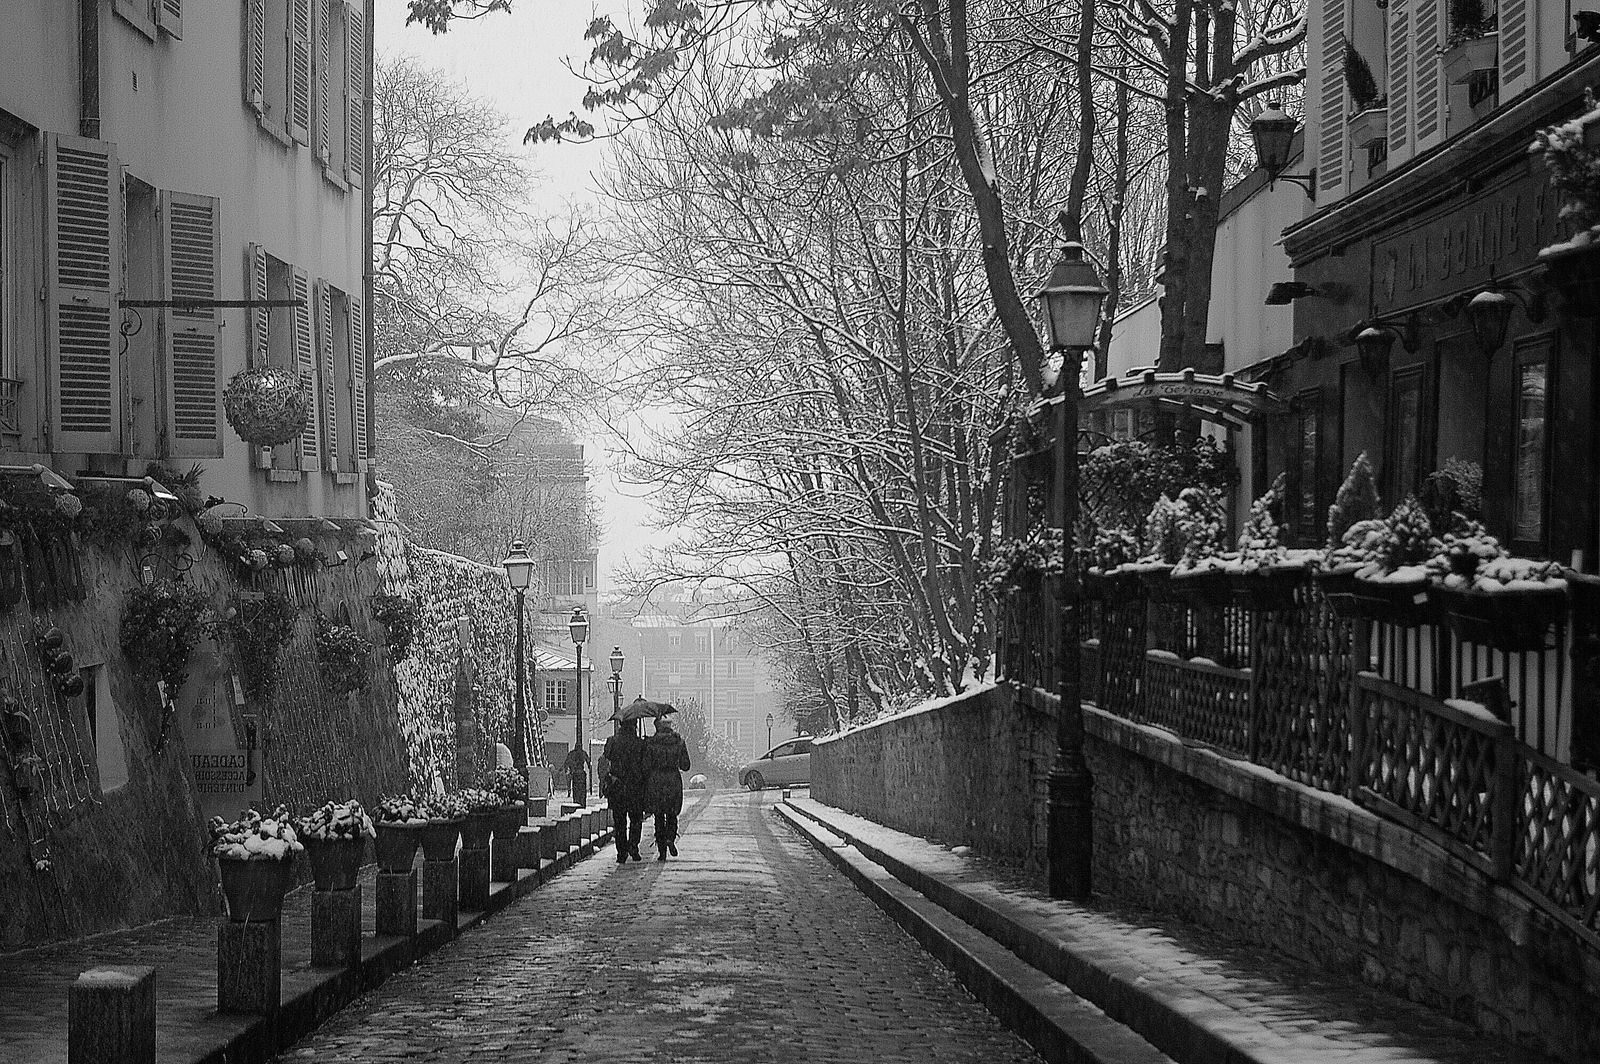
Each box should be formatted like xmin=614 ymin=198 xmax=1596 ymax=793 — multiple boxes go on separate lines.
xmin=569 ymin=606 xmax=590 ymax=807
xmin=1035 ymin=216 xmax=1108 ymax=902
xmin=1249 ymin=101 xmax=1316 ymax=199
xmin=501 ymin=541 xmax=535 ymax=772
xmin=608 ymin=645 xmax=625 ymax=726
xmin=766 ymin=712 xmax=774 ymax=751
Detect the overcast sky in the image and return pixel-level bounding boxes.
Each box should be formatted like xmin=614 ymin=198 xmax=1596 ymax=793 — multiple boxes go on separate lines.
xmin=377 ymin=3 xmax=662 ymax=595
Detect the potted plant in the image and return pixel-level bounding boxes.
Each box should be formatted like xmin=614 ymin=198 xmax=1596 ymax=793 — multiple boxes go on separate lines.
xmin=294 ymin=799 xmax=375 ymax=891
xmin=985 ymin=527 xmax=1064 ymax=601
xmin=419 ymin=793 xmax=467 ymax=861
xmin=1315 ymin=453 xmax=1382 ymax=605
xmin=1427 ymin=525 xmax=1569 ymax=651
xmin=208 ymin=806 xmax=303 ymax=921
xmin=1169 ymin=487 xmax=1233 ymax=608
xmin=1131 ymin=494 xmax=1188 ymax=603
xmin=1230 ymin=474 xmax=1314 ymax=611
xmin=486 ymin=766 xmax=529 ymax=839
xmin=1082 ymin=527 xmax=1144 ymax=601
xmin=1344 ymin=42 xmax=1388 ymax=148
xmin=1441 ymin=0 xmax=1498 ymax=86
xmin=456 ymin=788 xmax=502 ymax=851
xmin=1337 ymin=497 xmax=1438 ymax=626
xmin=222 ymin=367 xmax=310 ymax=447
xmin=373 ymin=794 xmax=429 ymax=872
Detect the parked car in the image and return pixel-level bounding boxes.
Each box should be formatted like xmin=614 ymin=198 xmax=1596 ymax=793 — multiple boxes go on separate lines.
xmin=739 ymin=737 xmax=814 ymax=790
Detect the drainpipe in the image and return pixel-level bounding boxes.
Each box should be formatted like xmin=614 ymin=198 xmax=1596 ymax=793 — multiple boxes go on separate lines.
xmin=79 ymin=0 xmax=100 ymax=139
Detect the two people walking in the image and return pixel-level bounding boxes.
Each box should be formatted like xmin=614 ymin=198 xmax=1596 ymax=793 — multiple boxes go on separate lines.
xmin=602 ymin=712 xmax=691 ymax=862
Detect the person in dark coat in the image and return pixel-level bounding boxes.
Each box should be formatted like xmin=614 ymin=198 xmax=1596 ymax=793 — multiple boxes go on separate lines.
xmin=602 ymin=720 xmax=649 ymax=863
xmin=644 ymin=715 xmax=691 ymax=860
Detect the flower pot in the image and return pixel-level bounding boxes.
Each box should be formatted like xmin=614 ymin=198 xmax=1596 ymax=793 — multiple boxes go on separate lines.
xmin=302 ymin=836 xmax=364 ymax=890
xmin=493 ymin=803 xmax=527 ymax=840
xmin=217 ymin=855 xmax=296 ymax=922
xmin=1138 ymin=567 xmax=1184 ymax=605
xmin=1228 ymin=568 xmax=1305 ymax=612
xmin=1170 ymin=568 xmax=1230 ymax=609
xmin=1349 ymin=105 xmax=1388 ymax=149
xmin=1432 ymin=583 xmax=1568 ymax=652
xmin=1342 ymin=573 xmax=1432 ymax=626
xmin=1442 ymin=32 xmax=1497 ymax=86
xmin=1084 ymin=569 xmax=1143 ymax=604
xmin=460 ymin=812 xmax=495 ymax=851
xmin=419 ymin=819 xmax=462 ymax=862
xmin=374 ymin=822 xmax=423 ymax=872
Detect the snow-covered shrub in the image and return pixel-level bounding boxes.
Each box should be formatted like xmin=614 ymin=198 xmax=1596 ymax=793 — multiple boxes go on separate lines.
xmin=295 ymin=799 xmax=376 ymax=842
xmin=1089 ymin=527 xmax=1140 ymax=572
xmin=1326 ymin=452 xmax=1382 ymax=550
xmin=1141 ymin=495 xmax=1186 ymax=565
xmin=1175 ymin=486 xmax=1228 ymax=571
xmin=1532 ymin=89 xmax=1600 ymax=232
xmin=985 ymin=528 xmax=1065 ymax=597
xmin=1238 ymin=474 xmax=1288 ymax=572
xmin=208 ymin=806 xmax=303 ymax=860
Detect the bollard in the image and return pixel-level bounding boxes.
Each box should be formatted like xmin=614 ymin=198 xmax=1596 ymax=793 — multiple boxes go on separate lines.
xmin=509 ymin=826 xmax=540 ymax=872
xmin=458 ymin=844 xmax=490 ymax=912
xmin=559 ymin=801 xmax=580 ymax=817
xmin=69 ymin=965 xmax=155 ymax=1064
xmin=581 ymin=810 xmax=595 ymax=840
xmin=310 ymin=887 xmax=362 ymax=968
xmin=528 ymin=795 xmax=548 ymax=818
xmin=537 ymin=823 xmax=557 ymax=864
xmin=421 ymin=856 xmax=459 ymax=926
xmin=217 ymin=921 xmax=281 ymax=1014
xmin=375 ymin=869 xmax=418 ymax=937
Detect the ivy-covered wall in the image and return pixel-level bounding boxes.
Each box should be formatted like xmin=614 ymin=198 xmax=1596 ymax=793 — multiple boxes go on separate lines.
xmin=0 ymin=480 xmax=538 ymax=950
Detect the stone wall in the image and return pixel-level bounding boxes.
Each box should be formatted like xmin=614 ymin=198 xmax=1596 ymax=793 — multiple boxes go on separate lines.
xmin=1087 ymin=709 xmax=1600 ymax=1064
xmin=0 ymin=482 xmax=535 ymax=950
xmin=811 ymin=684 xmax=1054 ymax=875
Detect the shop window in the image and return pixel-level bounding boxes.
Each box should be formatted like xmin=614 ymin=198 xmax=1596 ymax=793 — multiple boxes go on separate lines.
xmin=1512 ymin=346 xmax=1550 ymax=548
xmin=1432 ymin=333 xmax=1485 ymax=501
xmin=1293 ymin=390 xmax=1322 ymax=539
xmin=1388 ymin=368 xmax=1425 ymax=502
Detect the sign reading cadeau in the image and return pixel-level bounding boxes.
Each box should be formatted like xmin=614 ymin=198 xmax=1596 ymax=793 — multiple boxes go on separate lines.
xmin=1371 ymin=165 xmax=1566 ymax=318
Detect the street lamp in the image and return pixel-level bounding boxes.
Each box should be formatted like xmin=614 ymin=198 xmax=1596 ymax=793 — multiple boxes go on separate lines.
xmin=608 ymin=645 xmax=625 ymax=726
xmin=501 ymin=540 xmax=535 ymax=771
xmin=766 ymin=712 xmax=774 ymax=750
xmin=569 ymin=606 xmax=590 ymax=807
xmin=1035 ymin=215 xmax=1107 ymax=902
xmin=1249 ymin=101 xmax=1316 ymax=199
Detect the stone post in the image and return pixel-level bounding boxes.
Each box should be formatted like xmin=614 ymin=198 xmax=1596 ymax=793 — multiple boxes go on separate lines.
xmin=421 ymin=855 xmax=459 ymax=927
xmin=69 ymin=966 xmax=154 ymax=1064
xmin=217 ymin=920 xmax=281 ymax=1014
xmin=310 ymin=886 xmax=362 ymax=968
xmin=458 ymin=843 xmax=490 ymax=912
xmin=375 ymin=869 xmax=418 ymax=937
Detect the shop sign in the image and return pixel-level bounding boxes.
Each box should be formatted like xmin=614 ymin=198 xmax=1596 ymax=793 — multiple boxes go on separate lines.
xmin=191 ymin=752 xmax=249 ymax=795
xmin=1372 ymin=166 xmax=1566 ymax=316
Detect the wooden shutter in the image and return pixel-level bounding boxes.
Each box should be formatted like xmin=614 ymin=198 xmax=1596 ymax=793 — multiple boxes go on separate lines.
xmin=348 ymin=293 xmax=368 ymax=466
xmin=1314 ymin=0 xmax=1347 ymax=200
xmin=313 ymin=0 xmax=334 ymax=165
xmin=291 ymin=267 xmax=320 ymax=469
xmin=156 ymin=0 xmax=181 ymax=37
xmin=317 ymin=280 xmax=338 ymax=469
xmin=1413 ymin=0 xmax=1442 ymax=150
xmin=243 ymin=0 xmax=266 ymax=115
xmin=246 ymin=243 xmax=269 ymax=369
xmin=1499 ymin=0 xmax=1532 ymax=98
xmin=1387 ymin=0 xmax=1411 ymax=163
xmin=288 ymin=0 xmax=313 ymax=145
xmin=160 ymin=191 xmax=221 ymax=458
xmin=345 ymin=1 xmax=365 ymax=188
xmin=44 ymin=134 xmax=122 ymax=455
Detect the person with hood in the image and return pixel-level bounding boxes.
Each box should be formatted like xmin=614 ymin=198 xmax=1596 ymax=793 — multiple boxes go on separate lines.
xmin=644 ymin=714 xmax=692 ymax=860
xmin=601 ymin=718 xmax=648 ymax=863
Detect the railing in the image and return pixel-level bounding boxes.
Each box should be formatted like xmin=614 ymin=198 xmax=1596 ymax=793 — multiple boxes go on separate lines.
xmin=1517 ymin=750 xmax=1600 ymax=943
xmin=1138 ymin=651 xmax=1251 ymax=757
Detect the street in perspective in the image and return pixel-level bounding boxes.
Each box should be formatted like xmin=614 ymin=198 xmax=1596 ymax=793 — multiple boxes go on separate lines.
xmin=2 ymin=2 xmax=1599 ymax=1064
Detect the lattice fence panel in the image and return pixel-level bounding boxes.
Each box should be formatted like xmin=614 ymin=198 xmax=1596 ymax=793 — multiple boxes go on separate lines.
xmin=1139 ymin=652 xmax=1252 ymax=757
xmin=1517 ymin=750 xmax=1600 ymax=941
xmin=1252 ymin=584 xmax=1353 ymax=792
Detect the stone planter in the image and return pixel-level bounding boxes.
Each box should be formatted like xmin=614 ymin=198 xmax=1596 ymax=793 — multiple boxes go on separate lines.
xmin=419 ymin=819 xmax=462 ymax=862
xmin=493 ymin=803 xmax=526 ymax=840
xmin=217 ymin=856 xmax=296 ymax=922
xmin=1432 ymin=583 xmax=1568 ymax=652
xmin=460 ymin=812 xmax=495 ymax=851
xmin=1442 ymin=33 xmax=1498 ymax=86
xmin=374 ymin=823 xmax=423 ymax=872
xmin=1349 ymin=105 xmax=1388 ymax=149
xmin=301 ymin=837 xmax=364 ymax=891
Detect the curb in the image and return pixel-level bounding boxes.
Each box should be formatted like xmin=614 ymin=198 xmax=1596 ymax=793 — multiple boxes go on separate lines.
xmin=190 ymin=818 xmax=614 ymax=1064
xmin=774 ymin=804 xmax=1174 ymax=1064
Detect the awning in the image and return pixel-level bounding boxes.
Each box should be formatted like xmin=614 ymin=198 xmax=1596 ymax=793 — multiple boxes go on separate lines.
xmin=1077 ymin=368 xmax=1287 ymax=429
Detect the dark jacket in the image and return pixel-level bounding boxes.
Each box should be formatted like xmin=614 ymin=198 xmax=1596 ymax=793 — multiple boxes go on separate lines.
xmin=602 ymin=731 xmax=649 ymax=810
xmin=644 ymin=727 xmax=691 ymax=813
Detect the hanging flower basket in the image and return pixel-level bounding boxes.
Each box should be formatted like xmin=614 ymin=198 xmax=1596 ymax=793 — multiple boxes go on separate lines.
xmin=1432 ymin=583 xmax=1568 ymax=652
xmin=222 ymin=367 xmax=309 ymax=447
xmin=1229 ymin=567 xmax=1305 ymax=612
xmin=374 ymin=823 xmax=423 ymax=873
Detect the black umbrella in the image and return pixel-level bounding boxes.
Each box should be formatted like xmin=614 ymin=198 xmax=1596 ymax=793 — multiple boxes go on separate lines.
xmin=611 ymin=697 xmax=677 ymax=723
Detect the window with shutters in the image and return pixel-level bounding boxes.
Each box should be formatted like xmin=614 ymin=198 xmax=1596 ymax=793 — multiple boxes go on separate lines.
xmin=162 ymin=192 xmax=221 ymax=459
xmin=0 ymin=115 xmax=34 ymax=447
xmin=113 ymin=0 xmax=158 ymax=40
xmin=0 ymin=140 xmax=12 ymax=387
xmin=123 ymin=176 xmax=161 ymax=458
xmin=327 ymin=284 xmax=358 ymax=473
xmin=314 ymin=0 xmax=348 ymax=183
xmin=264 ymin=252 xmax=299 ymax=472
xmin=244 ymin=0 xmax=294 ymax=144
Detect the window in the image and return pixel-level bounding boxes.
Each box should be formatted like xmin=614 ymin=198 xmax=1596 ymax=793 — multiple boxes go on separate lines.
xmin=727 ymin=660 xmax=740 ymax=678
xmin=668 ymin=632 xmax=682 ymax=650
xmin=0 ymin=132 xmax=14 ymax=388
xmin=722 ymin=719 xmax=742 ymax=741
xmin=544 ymin=679 xmax=570 ymax=713
xmin=123 ymin=177 xmax=160 ymax=457
xmin=1513 ymin=346 xmax=1549 ymax=547
xmin=693 ymin=661 xmax=706 ymax=678
xmin=694 ymin=632 xmax=708 ymax=653
xmin=245 ymin=0 xmax=339 ymax=155
xmin=1293 ymin=391 xmax=1322 ymax=538
xmin=1110 ymin=408 xmax=1134 ymax=440
xmin=1388 ymin=368 xmax=1425 ymax=502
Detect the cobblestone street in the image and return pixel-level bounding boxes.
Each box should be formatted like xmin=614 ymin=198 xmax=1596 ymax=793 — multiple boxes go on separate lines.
xmin=273 ymin=789 xmax=1043 ymax=1063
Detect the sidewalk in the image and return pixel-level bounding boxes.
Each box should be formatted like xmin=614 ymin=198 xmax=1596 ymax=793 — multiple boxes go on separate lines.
xmin=0 ymin=808 xmax=612 ymax=1064
xmin=779 ymin=796 xmax=1556 ymax=1064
